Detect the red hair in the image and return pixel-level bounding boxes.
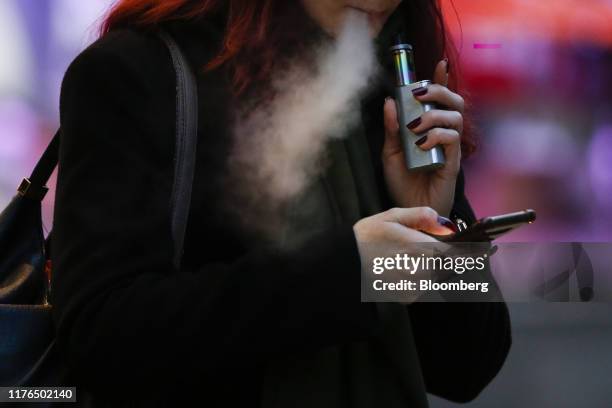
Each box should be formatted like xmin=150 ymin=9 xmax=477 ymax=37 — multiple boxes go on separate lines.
xmin=101 ymin=0 xmax=477 ymax=156
xmin=101 ymin=0 xmax=280 ymax=96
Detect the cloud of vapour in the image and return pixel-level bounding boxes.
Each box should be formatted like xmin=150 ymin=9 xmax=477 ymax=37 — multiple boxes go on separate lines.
xmin=226 ymin=10 xmax=379 ymax=238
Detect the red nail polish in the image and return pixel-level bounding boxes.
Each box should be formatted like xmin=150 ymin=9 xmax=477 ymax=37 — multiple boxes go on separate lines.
xmin=415 ymin=135 xmax=428 ymax=146
xmin=437 ymin=216 xmax=458 ymax=232
xmin=407 ymin=117 xmax=422 ymax=129
xmin=412 ymin=86 xmax=427 ymax=96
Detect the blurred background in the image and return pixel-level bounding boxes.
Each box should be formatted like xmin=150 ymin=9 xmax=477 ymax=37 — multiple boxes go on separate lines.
xmin=0 ymin=0 xmax=610 ymax=407
xmin=442 ymin=0 xmax=612 ymax=243
xmin=434 ymin=1 xmax=612 ymax=406
xmin=0 ymin=0 xmax=109 ymax=230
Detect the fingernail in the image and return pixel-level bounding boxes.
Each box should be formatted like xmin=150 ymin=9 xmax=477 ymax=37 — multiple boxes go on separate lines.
xmin=437 ymin=216 xmax=458 ymax=232
xmin=406 ymin=117 xmax=422 ymax=129
xmin=384 ymin=96 xmax=392 ymax=103
xmin=415 ymin=135 xmax=428 ymax=146
xmin=412 ymin=86 xmax=428 ymax=96
xmin=444 ymin=58 xmax=450 ymax=74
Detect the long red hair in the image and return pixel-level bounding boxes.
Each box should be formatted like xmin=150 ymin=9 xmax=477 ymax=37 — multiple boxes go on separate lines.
xmin=101 ymin=0 xmax=476 ymax=156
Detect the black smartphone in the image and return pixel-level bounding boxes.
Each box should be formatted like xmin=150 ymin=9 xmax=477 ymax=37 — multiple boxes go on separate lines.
xmin=439 ymin=209 xmax=537 ymax=242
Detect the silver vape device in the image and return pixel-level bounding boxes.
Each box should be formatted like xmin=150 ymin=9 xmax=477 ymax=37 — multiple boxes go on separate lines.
xmin=390 ymin=41 xmax=445 ymax=171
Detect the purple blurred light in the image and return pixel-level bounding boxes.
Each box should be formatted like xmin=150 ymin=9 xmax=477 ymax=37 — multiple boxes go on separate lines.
xmin=473 ymin=43 xmax=503 ymax=49
xmin=588 ymin=124 xmax=612 ymax=209
xmin=488 ymin=116 xmax=578 ymax=175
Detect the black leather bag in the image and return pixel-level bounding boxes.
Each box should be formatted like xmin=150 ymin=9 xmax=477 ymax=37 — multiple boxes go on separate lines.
xmin=0 ymin=30 xmax=198 ymax=392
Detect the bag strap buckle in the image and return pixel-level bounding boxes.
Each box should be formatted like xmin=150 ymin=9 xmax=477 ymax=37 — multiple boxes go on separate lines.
xmin=17 ymin=178 xmax=49 ymax=201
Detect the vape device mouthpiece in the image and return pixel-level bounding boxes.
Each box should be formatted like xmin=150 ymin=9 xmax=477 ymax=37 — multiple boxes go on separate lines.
xmin=390 ymin=40 xmax=416 ymax=86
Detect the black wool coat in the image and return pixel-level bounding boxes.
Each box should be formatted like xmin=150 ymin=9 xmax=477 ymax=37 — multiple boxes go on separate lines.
xmin=50 ymin=12 xmax=511 ymax=408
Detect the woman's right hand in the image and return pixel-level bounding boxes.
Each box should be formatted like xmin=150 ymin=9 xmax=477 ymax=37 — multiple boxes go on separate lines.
xmin=353 ymin=206 xmax=454 ymax=249
xmin=353 ymin=207 xmax=455 ymax=303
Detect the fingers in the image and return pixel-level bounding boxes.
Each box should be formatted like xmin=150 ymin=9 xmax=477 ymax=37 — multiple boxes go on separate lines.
xmin=412 ymin=83 xmax=464 ymax=113
xmin=383 ymin=207 xmax=454 ymax=236
xmin=383 ymin=97 xmax=399 ymax=132
xmin=383 ymin=97 xmax=402 ymax=156
xmin=433 ymin=58 xmax=449 ymax=87
xmin=407 ymin=109 xmax=463 ymax=134
xmin=414 ymin=127 xmax=460 ymax=152
xmin=414 ymin=127 xmax=462 ymax=173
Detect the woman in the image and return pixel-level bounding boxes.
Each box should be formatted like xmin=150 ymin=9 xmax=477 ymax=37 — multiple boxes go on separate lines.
xmin=51 ymin=0 xmax=511 ymax=406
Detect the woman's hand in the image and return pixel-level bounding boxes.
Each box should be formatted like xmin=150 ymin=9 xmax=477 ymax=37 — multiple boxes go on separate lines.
xmin=354 ymin=207 xmax=454 ymax=303
xmin=353 ymin=206 xmax=454 ymax=247
xmin=353 ymin=206 xmax=454 ymax=267
xmin=382 ymin=59 xmax=464 ymax=217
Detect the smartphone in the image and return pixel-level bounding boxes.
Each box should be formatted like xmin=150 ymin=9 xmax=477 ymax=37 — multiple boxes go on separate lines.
xmin=439 ymin=209 xmax=536 ymax=242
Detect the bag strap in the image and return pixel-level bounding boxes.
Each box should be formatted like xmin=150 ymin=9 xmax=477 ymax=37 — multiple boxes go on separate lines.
xmin=158 ymin=30 xmax=199 ymax=270
xmin=16 ymin=131 xmax=60 ymax=201
xmin=18 ymin=30 xmax=198 ymax=271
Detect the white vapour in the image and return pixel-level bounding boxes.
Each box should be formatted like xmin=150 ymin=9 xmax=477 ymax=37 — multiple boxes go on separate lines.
xmin=228 ymin=10 xmax=378 ymax=234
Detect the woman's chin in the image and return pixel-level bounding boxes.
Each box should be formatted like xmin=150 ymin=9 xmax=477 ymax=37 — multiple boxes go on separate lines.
xmin=349 ymin=9 xmax=387 ymax=37
xmin=367 ymin=20 xmax=385 ymax=37
xmin=334 ymin=9 xmax=385 ymax=38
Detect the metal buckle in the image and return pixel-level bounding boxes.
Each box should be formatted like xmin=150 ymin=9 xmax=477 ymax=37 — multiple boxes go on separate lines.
xmin=17 ymin=178 xmax=32 ymax=196
xmin=17 ymin=178 xmax=49 ymax=201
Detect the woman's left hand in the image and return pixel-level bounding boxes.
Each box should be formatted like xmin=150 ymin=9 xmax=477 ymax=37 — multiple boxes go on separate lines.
xmin=382 ymin=59 xmax=463 ymax=217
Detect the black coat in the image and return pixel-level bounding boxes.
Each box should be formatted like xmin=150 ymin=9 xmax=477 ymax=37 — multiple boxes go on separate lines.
xmin=50 ymin=13 xmax=511 ymax=408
